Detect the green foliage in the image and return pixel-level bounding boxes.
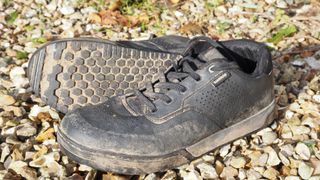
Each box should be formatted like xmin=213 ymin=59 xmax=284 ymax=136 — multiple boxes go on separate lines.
xmin=25 ymin=25 xmax=35 ymax=31
xmin=250 ymin=15 xmax=258 ymax=23
xmin=32 ymin=37 xmax=47 ymax=45
xmin=267 ymin=25 xmax=297 ymax=44
xmin=305 ymin=141 xmax=316 ymax=154
xmin=140 ymin=22 xmax=147 ymax=32
xmin=16 ymin=51 xmax=29 ymax=60
xmin=6 ymin=11 xmax=19 ymax=25
xmin=120 ymin=0 xmax=154 ymax=15
xmin=216 ymin=21 xmax=231 ymax=34
xmin=205 ymin=0 xmax=225 ymax=11
xmin=3 ymin=0 xmax=13 ymax=7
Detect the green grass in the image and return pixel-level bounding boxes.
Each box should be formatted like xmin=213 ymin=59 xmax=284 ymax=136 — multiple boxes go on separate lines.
xmin=205 ymin=0 xmax=225 ymax=11
xmin=32 ymin=37 xmax=47 ymax=45
xmin=3 ymin=0 xmax=13 ymax=7
xmin=267 ymin=25 xmax=297 ymax=44
xmin=216 ymin=21 xmax=231 ymax=34
xmin=16 ymin=51 xmax=29 ymax=60
xmin=5 ymin=11 xmax=19 ymax=25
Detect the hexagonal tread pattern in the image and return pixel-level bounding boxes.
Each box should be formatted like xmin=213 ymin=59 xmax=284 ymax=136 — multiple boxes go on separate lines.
xmin=31 ymin=39 xmax=180 ymax=113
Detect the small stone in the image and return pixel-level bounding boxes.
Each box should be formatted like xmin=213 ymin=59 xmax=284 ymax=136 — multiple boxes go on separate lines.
xmin=230 ymin=156 xmax=246 ymax=169
xmin=170 ymin=0 xmax=180 ymax=4
xmin=60 ymin=6 xmax=75 ymax=15
xmin=262 ymin=131 xmax=277 ymax=145
xmin=215 ymin=160 xmax=224 ymax=175
xmin=311 ymin=158 xmax=320 ymax=175
xmin=257 ymin=153 xmax=269 ymax=167
xmin=281 ymin=166 xmax=291 ymax=176
xmin=298 ymin=162 xmax=314 ymax=179
xmin=291 ymin=125 xmax=310 ymax=135
xmin=264 ymin=146 xmax=281 ymax=166
xmin=145 ymin=173 xmax=157 ymax=180
xmin=309 ymin=176 xmax=320 ymax=180
xmin=313 ymin=95 xmax=320 ymax=103
xmin=35 ymin=128 xmax=55 ymax=142
xmin=1 ymin=144 xmax=10 ymax=163
xmin=238 ymin=168 xmax=246 ymax=179
xmin=219 ymin=144 xmax=230 ymax=157
xmin=78 ymin=164 xmax=92 ymax=171
xmin=285 ymin=176 xmax=300 ymax=180
xmin=16 ymin=123 xmax=37 ymax=138
xmin=2 ymin=127 xmax=16 ymax=136
xmin=247 ymin=169 xmax=262 ymax=179
xmin=305 ymin=57 xmax=320 ymax=70
xmin=202 ymin=155 xmax=215 ymax=163
xmin=281 ymin=144 xmax=295 ymax=156
xmin=196 ymin=162 xmax=218 ymax=179
xmin=9 ymin=67 xmax=28 ymax=88
xmin=220 ymin=166 xmax=238 ymax=178
xmin=289 ymin=102 xmax=301 ymax=112
xmin=263 ymin=167 xmax=279 ymax=179
xmin=9 ymin=161 xmax=37 ymax=180
xmin=0 ymin=95 xmax=16 ymax=106
xmin=24 ymin=152 xmax=35 ymax=161
xmin=11 ymin=149 xmax=23 ymax=161
xmin=161 ymin=170 xmax=176 ymax=180
xmin=46 ymin=1 xmax=57 ymax=12
xmin=29 ymin=152 xmax=60 ymax=168
xmin=279 ymin=151 xmax=290 ymax=166
xmin=295 ymin=142 xmax=311 ymax=160
xmin=39 ymin=161 xmax=66 ymax=177
xmin=182 ymin=170 xmax=202 ymax=180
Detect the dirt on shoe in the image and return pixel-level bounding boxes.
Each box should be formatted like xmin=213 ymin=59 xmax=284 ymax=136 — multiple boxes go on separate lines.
xmin=57 ymin=36 xmax=275 ymax=175
xmin=28 ymin=36 xmax=189 ymax=113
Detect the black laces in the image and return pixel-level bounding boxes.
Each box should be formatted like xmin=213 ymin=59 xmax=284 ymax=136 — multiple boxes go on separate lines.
xmin=124 ymin=36 xmax=243 ymax=114
xmin=126 ymin=54 xmax=206 ymax=113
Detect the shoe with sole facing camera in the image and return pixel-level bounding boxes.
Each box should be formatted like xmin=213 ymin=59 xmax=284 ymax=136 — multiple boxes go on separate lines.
xmin=28 ymin=35 xmax=189 ymax=113
xmin=57 ymin=36 xmax=275 ymax=175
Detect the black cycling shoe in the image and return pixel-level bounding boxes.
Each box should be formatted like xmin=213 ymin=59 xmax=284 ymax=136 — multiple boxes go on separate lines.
xmin=28 ymin=35 xmax=189 ymax=113
xmin=57 ymin=36 xmax=275 ymax=175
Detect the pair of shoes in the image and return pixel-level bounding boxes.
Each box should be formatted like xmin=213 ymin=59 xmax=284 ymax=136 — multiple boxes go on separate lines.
xmin=28 ymin=35 xmax=275 ymax=175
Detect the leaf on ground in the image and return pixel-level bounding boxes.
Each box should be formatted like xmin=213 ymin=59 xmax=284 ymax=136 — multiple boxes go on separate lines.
xmin=170 ymin=0 xmax=180 ymax=4
xmin=180 ymin=22 xmax=203 ymax=35
xmin=88 ymin=13 xmax=102 ymax=24
xmin=6 ymin=11 xmax=19 ymax=25
xmin=267 ymin=25 xmax=297 ymax=44
xmin=16 ymin=51 xmax=29 ymax=60
xmin=216 ymin=21 xmax=231 ymax=34
xmin=32 ymin=37 xmax=47 ymax=45
xmin=108 ymin=0 xmax=122 ymax=11
xmin=99 ymin=10 xmax=129 ymax=26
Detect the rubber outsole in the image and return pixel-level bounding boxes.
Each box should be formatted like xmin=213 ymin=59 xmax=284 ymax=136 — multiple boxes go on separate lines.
xmin=28 ymin=38 xmax=180 ymax=113
xmin=57 ymin=100 xmax=275 ymax=175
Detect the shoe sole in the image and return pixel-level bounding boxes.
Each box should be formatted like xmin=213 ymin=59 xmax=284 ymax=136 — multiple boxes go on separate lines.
xmin=57 ymin=100 xmax=276 ymax=175
xmin=28 ymin=38 xmax=180 ymax=113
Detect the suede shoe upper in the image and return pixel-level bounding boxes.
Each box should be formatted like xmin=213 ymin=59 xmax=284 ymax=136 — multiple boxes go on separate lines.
xmin=59 ymin=36 xmax=274 ymax=157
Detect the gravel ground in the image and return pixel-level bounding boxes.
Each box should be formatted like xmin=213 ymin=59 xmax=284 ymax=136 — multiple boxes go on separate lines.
xmin=0 ymin=0 xmax=320 ymax=179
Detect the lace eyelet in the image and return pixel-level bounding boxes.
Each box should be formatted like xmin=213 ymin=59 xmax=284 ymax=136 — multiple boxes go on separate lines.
xmin=181 ymin=87 xmax=187 ymax=93
xmin=166 ymin=99 xmax=172 ymax=104
xmin=151 ymin=108 xmax=157 ymax=113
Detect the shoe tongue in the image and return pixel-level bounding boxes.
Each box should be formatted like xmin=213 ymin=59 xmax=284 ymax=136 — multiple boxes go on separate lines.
xmin=195 ymin=47 xmax=240 ymax=70
xmin=197 ymin=47 xmax=226 ymax=62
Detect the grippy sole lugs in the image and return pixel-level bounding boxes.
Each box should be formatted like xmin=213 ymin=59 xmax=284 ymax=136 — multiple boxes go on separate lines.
xmin=28 ymin=38 xmax=180 ymax=113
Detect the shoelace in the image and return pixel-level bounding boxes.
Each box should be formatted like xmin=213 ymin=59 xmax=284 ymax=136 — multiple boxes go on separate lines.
xmin=124 ymin=36 xmax=248 ymax=114
xmin=126 ymin=53 xmax=209 ymax=113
